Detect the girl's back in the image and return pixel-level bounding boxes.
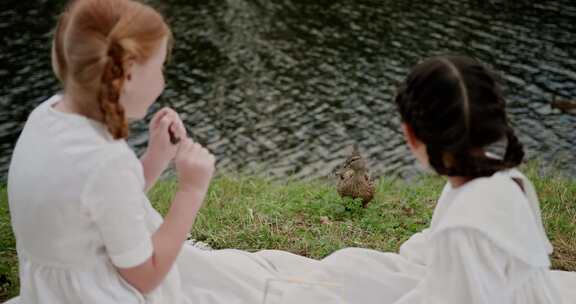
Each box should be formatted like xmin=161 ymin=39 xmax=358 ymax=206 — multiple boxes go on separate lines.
xmin=7 ymin=95 xmax=155 ymax=302
xmin=9 ymin=94 xmax=124 ymax=261
xmin=424 ymin=169 xmax=558 ymax=303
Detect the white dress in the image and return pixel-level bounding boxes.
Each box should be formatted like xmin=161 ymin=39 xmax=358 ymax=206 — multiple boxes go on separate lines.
xmin=6 ymin=95 xmax=576 ymax=304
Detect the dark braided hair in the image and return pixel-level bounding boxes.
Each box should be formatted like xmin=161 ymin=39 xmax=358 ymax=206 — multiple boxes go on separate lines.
xmin=395 ymin=55 xmax=524 ymax=177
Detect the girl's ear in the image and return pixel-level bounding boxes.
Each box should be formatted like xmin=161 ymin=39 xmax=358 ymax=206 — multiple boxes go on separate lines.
xmin=402 ymin=122 xmax=430 ymax=168
xmin=125 ymin=60 xmax=135 ymax=82
xmin=401 ymin=123 xmax=421 ymax=150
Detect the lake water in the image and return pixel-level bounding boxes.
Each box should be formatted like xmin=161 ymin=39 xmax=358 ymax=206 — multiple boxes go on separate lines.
xmin=1 ymin=0 xmax=575 ymax=181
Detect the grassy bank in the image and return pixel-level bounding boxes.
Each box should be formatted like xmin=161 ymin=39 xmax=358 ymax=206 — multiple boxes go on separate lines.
xmin=0 ymin=164 xmax=574 ymax=300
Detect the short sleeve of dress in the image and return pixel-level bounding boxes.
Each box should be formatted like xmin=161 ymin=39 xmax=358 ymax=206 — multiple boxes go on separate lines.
xmin=82 ymin=153 xmax=153 ymax=269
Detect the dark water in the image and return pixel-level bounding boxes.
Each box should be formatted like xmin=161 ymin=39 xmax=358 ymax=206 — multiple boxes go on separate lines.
xmin=1 ymin=0 xmax=575 ymax=181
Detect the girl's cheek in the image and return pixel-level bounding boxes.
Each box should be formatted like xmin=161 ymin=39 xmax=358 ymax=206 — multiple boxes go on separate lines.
xmin=157 ymin=73 xmax=165 ymax=95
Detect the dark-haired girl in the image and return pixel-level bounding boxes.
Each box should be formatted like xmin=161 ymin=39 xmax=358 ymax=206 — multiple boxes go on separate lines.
xmin=317 ymin=55 xmax=576 ymax=303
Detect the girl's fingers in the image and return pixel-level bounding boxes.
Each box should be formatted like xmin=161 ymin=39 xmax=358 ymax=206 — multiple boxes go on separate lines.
xmin=171 ymin=116 xmax=186 ymax=140
xmin=170 ymin=122 xmax=181 ymax=136
xmin=168 ymin=123 xmax=180 ymax=145
xmin=152 ymin=107 xmax=180 ymax=128
xmin=167 ymin=110 xmax=184 ymax=130
xmin=151 ymin=107 xmax=171 ymax=129
xmin=178 ymin=118 xmax=187 ymax=138
xmin=159 ymin=115 xmax=172 ymax=132
xmin=151 ymin=108 xmax=187 ymax=141
xmin=177 ymin=124 xmax=188 ymax=138
xmin=167 ymin=116 xmax=187 ymax=145
xmin=177 ymin=138 xmax=192 ymax=154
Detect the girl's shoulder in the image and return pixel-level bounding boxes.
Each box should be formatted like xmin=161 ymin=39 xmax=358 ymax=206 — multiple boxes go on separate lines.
xmin=458 ymin=171 xmax=527 ymax=204
xmin=432 ymin=170 xmax=552 ymax=267
xmin=18 ymin=94 xmax=139 ymax=180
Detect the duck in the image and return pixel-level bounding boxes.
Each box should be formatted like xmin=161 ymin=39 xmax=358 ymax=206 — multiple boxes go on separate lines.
xmin=551 ymin=94 xmax=576 ymax=112
xmin=336 ymin=145 xmax=375 ymax=208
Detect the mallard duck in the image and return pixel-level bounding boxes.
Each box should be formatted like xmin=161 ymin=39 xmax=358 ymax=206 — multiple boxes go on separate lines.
xmin=551 ymin=94 xmax=576 ymax=112
xmin=336 ymin=145 xmax=375 ymax=208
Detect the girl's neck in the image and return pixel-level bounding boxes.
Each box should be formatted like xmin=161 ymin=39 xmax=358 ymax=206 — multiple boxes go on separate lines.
xmin=55 ymin=92 xmax=104 ymax=122
xmin=447 ymin=176 xmax=475 ymax=188
xmin=53 ymin=95 xmax=80 ymax=114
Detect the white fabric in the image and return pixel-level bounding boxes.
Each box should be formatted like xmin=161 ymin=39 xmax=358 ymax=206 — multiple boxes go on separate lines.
xmin=6 ymin=95 xmax=576 ymax=304
xmin=432 ymin=173 xmax=552 ymax=267
xmin=82 ymin=155 xmax=154 ymax=268
xmin=8 ymin=95 xmax=181 ymax=303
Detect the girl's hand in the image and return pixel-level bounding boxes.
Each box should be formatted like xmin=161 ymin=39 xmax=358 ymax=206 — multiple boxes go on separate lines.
xmin=174 ymin=138 xmax=216 ymax=199
xmin=146 ymin=107 xmax=187 ymax=166
xmin=141 ymin=107 xmax=187 ymax=191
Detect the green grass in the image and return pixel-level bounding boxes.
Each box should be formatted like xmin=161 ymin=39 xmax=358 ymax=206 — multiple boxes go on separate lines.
xmin=0 ymin=163 xmax=574 ymax=301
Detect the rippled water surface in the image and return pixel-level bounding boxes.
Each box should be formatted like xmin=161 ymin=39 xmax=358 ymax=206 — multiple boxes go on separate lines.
xmin=1 ymin=0 xmax=575 ymax=180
